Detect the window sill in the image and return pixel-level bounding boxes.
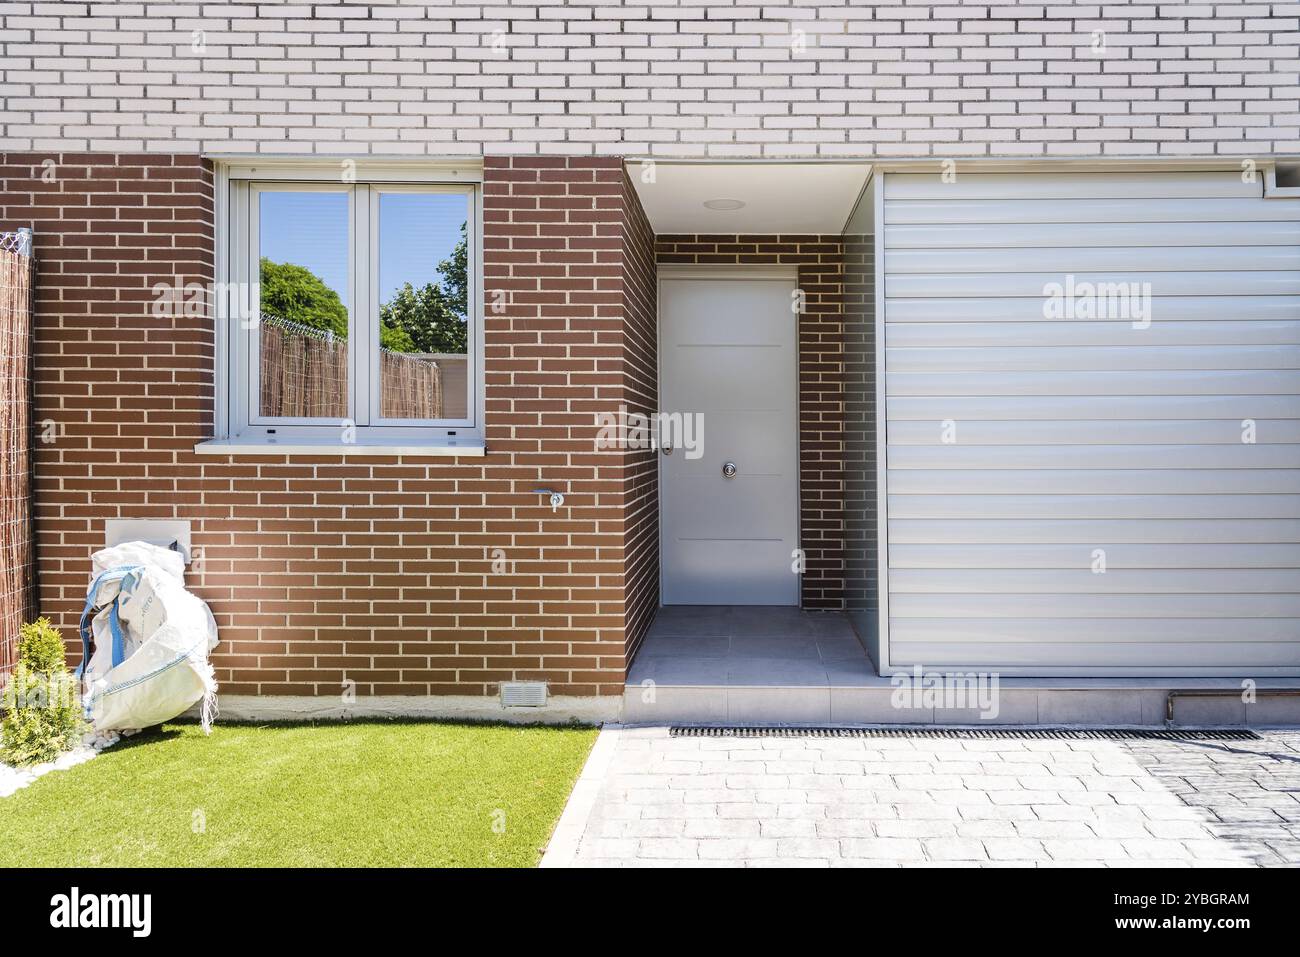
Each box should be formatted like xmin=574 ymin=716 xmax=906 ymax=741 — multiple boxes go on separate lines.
xmin=193 ymin=439 xmax=486 ymax=458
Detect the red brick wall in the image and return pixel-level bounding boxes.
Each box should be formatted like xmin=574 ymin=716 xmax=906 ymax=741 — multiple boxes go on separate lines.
xmin=0 ymin=152 xmax=218 ymax=648
xmin=655 ymin=235 xmax=845 ymax=609
xmin=0 ymin=152 xmax=654 ymax=698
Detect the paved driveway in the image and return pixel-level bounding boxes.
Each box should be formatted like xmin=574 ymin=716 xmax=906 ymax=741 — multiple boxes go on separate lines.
xmin=542 ymin=728 xmax=1300 ymax=867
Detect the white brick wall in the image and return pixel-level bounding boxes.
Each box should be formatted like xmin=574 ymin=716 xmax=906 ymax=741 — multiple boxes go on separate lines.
xmin=1 ymin=0 xmax=1297 ymax=157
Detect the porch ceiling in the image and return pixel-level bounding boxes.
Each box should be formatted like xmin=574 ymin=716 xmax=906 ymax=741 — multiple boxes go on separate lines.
xmin=627 ymin=161 xmax=871 ymax=234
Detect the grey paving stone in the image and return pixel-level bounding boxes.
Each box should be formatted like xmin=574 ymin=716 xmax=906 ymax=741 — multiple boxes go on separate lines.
xmin=982 ymin=838 xmax=1047 ymax=861
xmin=923 ymin=838 xmax=989 ymax=862
xmin=957 ymin=820 xmax=1018 ymax=839
xmin=696 ymin=838 xmax=779 ymax=860
xmin=874 ymin=819 xmax=958 ymax=839
xmin=748 ymin=857 xmax=830 ymax=868
xmin=637 ymin=838 xmax=700 ymax=860
xmin=1015 ymin=821 xmax=1097 ymax=840
xmin=683 ymin=818 xmax=760 ymax=839
xmin=760 ymin=818 xmax=819 ymax=839
xmin=777 ymin=837 xmax=842 ymax=858
xmin=839 ymin=837 xmax=926 ymax=861
xmin=558 ymin=729 xmax=1300 ymax=868
xmin=618 ymin=818 xmax=687 ymax=838
xmin=1087 ymin=819 xmax=1154 ymax=840
xmin=815 ymin=818 xmax=876 ymax=838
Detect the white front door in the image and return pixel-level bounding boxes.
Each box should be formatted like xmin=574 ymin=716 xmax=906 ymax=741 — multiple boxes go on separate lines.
xmin=659 ymin=274 xmax=800 ymax=606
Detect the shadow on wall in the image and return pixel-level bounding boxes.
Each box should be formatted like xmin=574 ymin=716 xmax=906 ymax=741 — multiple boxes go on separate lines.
xmin=842 ymin=183 xmax=878 ymax=668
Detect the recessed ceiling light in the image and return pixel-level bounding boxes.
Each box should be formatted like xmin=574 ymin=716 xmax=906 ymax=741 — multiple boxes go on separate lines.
xmin=703 ymin=198 xmax=746 ymax=211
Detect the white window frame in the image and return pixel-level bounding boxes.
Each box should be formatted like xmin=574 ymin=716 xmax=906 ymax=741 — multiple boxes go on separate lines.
xmin=244 ymin=181 xmax=357 ymax=429
xmin=367 ymin=183 xmax=477 ymax=429
xmin=203 ymin=160 xmax=486 ymax=456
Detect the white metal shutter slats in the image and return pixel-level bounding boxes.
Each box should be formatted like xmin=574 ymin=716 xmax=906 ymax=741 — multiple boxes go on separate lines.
xmin=882 ymin=170 xmax=1300 ymax=676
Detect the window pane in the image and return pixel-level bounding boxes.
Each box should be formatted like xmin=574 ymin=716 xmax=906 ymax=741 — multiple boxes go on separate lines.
xmin=377 ymin=192 xmax=470 ymax=420
xmin=257 ymin=191 xmax=349 ymax=419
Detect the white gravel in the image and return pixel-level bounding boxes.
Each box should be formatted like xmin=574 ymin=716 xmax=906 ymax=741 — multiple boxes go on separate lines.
xmin=0 ymin=727 xmax=134 ymax=798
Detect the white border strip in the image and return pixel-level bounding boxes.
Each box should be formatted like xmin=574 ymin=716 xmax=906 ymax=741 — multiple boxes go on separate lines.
xmin=209 ymin=694 xmax=620 ymax=725
xmin=871 ymin=171 xmax=890 ymax=671
xmin=539 ymin=725 xmax=623 ymax=868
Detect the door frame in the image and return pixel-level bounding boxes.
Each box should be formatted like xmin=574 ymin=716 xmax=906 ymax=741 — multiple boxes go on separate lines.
xmin=655 ymin=264 xmax=803 ymax=607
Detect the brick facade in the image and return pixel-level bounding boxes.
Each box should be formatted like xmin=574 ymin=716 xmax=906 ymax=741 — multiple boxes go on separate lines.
xmin=655 ymin=235 xmax=845 ymax=610
xmin=4 ymin=2 xmax=1289 ymax=702
xmin=0 ymin=152 xmax=657 ymax=698
xmin=1 ymin=3 xmax=1293 ymax=159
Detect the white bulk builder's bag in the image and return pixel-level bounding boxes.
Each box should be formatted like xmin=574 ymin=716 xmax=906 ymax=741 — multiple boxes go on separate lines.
xmin=77 ymin=541 xmax=220 ymax=732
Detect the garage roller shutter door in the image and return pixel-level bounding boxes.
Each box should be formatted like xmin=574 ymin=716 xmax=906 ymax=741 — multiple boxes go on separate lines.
xmin=882 ymin=171 xmax=1300 ymax=676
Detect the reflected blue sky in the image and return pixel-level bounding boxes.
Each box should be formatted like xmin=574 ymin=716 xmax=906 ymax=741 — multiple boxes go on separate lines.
xmin=259 ymin=191 xmax=466 ymax=309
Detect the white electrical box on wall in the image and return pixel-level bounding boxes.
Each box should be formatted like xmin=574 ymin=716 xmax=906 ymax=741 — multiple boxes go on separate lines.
xmin=103 ymin=519 xmax=193 ymax=564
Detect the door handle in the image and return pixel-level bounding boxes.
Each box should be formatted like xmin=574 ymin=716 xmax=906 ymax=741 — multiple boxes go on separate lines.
xmin=722 ymin=461 xmax=737 ymax=478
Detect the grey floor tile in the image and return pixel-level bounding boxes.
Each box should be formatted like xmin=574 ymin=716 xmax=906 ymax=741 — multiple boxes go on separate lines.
xmin=629 ymin=656 xmax=729 ymax=686
xmin=818 ymin=637 xmax=871 ymax=661
xmin=647 ymin=617 xmax=733 ymax=639
xmin=727 ymin=658 xmax=831 ymax=687
xmin=727 ymin=636 xmax=822 ymax=661
xmin=645 ymin=636 xmax=731 ymax=657
xmin=808 ymin=616 xmax=857 ymax=639
xmin=823 ymin=657 xmax=880 ymax=687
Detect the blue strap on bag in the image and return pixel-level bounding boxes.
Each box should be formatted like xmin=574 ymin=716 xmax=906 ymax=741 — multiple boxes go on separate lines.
xmin=76 ymin=565 xmax=142 ymax=679
xmin=108 ymin=602 xmax=126 ymax=668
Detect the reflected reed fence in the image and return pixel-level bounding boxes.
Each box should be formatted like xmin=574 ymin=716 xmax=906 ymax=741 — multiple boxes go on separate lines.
xmin=258 ymin=314 xmax=443 ymax=420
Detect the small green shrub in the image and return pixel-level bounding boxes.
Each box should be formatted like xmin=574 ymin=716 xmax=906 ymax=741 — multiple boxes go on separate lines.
xmin=12 ymin=616 xmax=67 ymax=674
xmin=1 ymin=618 xmax=85 ymax=767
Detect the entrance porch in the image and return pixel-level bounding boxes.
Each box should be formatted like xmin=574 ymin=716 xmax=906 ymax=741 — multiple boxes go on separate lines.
xmin=624 ymin=605 xmax=880 ymax=724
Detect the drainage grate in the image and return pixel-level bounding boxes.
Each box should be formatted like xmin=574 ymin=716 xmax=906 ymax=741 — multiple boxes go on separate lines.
xmin=669 ymin=726 xmax=1261 ymax=741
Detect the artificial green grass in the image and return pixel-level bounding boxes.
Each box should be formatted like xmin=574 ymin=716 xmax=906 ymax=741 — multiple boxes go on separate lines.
xmin=0 ymin=720 xmax=597 ymax=867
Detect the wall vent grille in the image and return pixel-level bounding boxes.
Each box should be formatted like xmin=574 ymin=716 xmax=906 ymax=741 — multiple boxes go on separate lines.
xmin=500 ymin=681 xmax=548 ymax=708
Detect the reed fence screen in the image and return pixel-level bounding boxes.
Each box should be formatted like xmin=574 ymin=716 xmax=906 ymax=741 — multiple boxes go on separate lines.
xmin=258 ymin=314 xmax=443 ymax=420
xmin=0 ymin=229 xmax=34 ymax=676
